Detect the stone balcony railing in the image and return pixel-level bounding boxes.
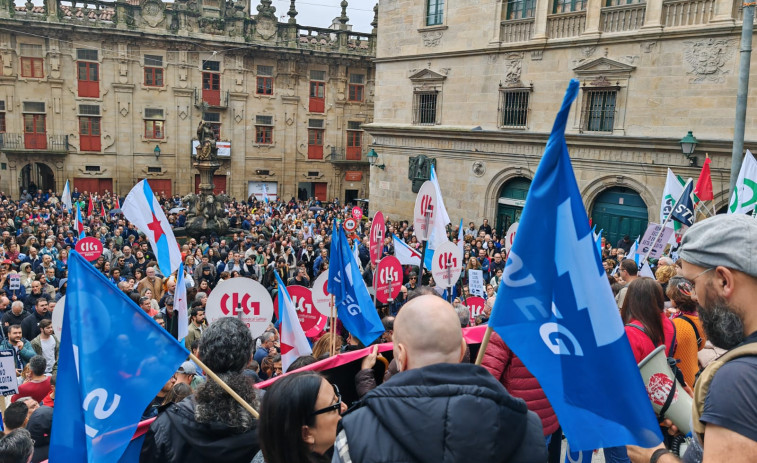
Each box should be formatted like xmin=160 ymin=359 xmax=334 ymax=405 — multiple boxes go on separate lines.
xmin=547 ymin=11 xmax=586 ymax=38
xmin=662 ymin=0 xmax=716 ymax=26
xmin=500 ymin=18 xmax=535 ymax=43
xmin=600 ymin=3 xmax=646 ymax=32
xmin=0 ymin=133 xmax=70 ymax=153
xmin=4 ymin=0 xmax=376 ymax=56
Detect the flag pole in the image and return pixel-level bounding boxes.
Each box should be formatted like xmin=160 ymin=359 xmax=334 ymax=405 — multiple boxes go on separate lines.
xmin=474 ymin=326 xmax=494 ymax=366
xmin=188 ymin=352 xmax=259 ymax=419
xmin=329 ymin=295 xmax=336 ymax=357
xmin=639 ymin=179 xmax=693 ymax=269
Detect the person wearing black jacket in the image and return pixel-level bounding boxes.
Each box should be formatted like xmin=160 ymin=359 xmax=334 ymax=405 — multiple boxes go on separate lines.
xmin=334 ymin=295 xmax=546 ymax=463
xmin=140 ymin=318 xmax=260 ymax=463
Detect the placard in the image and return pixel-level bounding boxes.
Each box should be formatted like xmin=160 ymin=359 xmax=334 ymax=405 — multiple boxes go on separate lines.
xmin=413 ymin=181 xmax=437 ymax=242
xmin=431 ymin=241 xmax=463 ymax=289
xmin=0 ymin=350 xmax=19 ymax=396
xmin=374 ymin=256 xmax=403 ymax=304
xmin=8 ymin=274 xmax=20 ymax=291
xmin=343 ymin=217 xmax=358 ymax=233
xmin=273 ymin=285 xmax=327 ymax=336
xmin=466 ymin=296 xmax=486 ymax=325
xmin=311 ymin=272 xmax=333 ymax=318
xmin=505 ymin=222 xmax=519 ymax=253
xmin=205 ymin=278 xmax=274 ymax=338
xmin=52 ymin=295 xmax=65 ymax=340
xmin=76 ymin=237 xmax=104 ymax=262
xmin=345 ymin=171 xmax=363 ymax=182
xmin=638 ymin=223 xmax=675 ymax=260
xmin=369 ymin=211 xmax=385 ymax=266
xmin=351 ymin=206 xmax=363 ymax=221
xmin=468 ymin=269 xmax=485 ymax=297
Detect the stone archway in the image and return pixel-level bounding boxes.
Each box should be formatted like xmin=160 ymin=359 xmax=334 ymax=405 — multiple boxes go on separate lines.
xmin=18 ymin=162 xmax=55 ymax=196
xmin=484 ymin=166 xmax=536 ymax=226
xmin=581 ymin=175 xmax=657 ymax=223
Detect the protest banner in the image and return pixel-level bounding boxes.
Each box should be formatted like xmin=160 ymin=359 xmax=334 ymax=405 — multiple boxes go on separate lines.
xmin=468 ymin=269 xmax=485 ymax=297
xmin=374 ymin=256 xmax=403 ymax=304
xmin=75 ymin=237 xmax=103 ymax=261
xmin=205 ymin=277 xmax=273 ymax=338
xmin=369 ymin=211 xmax=385 ymax=265
xmin=8 ymin=273 xmax=20 ymax=291
xmin=52 ymin=295 xmax=65 ymax=339
xmin=351 ymin=206 xmax=363 ymax=221
xmin=505 ymin=222 xmax=519 ymax=253
xmin=465 ymin=296 xmax=486 ymax=325
xmin=638 ymin=223 xmax=675 ymax=260
xmin=431 ymin=241 xmax=463 ymax=290
xmin=273 ymin=285 xmax=326 ymax=335
xmin=413 ymin=181 xmax=437 ymax=242
xmin=0 ymin=350 xmax=19 ymax=397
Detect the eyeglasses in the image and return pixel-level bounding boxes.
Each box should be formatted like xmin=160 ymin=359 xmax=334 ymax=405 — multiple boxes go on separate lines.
xmin=678 ymin=267 xmax=714 ymax=297
xmin=310 ymin=383 xmax=342 ymax=416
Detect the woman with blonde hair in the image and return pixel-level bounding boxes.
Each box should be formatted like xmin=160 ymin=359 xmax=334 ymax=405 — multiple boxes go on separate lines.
xmin=312 ymin=333 xmax=342 ymax=360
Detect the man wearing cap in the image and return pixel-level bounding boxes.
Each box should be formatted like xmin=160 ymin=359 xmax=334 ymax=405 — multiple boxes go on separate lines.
xmin=176 ymin=360 xmax=204 ymax=389
xmin=628 ymin=214 xmax=757 ymax=463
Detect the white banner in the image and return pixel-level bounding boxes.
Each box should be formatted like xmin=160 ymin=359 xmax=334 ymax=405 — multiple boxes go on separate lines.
xmin=468 ymin=269 xmax=485 ymax=297
xmin=0 ymin=350 xmax=19 ymax=396
xmin=638 ymin=223 xmax=675 ymax=260
xmin=248 ymin=181 xmax=278 ymax=201
xmin=192 ymin=140 xmax=231 ymax=157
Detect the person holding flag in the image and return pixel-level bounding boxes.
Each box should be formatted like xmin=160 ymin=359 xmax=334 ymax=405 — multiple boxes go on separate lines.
xmin=74 ymin=203 xmax=86 ymax=239
xmin=484 ymin=80 xmax=662 ymax=453
xmin=61 ymin=180 xmax=72 ymax=214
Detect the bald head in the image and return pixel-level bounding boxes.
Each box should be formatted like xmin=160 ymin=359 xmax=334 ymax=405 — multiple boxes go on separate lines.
xmin=393 ymin=295 xmax=465 ymax=371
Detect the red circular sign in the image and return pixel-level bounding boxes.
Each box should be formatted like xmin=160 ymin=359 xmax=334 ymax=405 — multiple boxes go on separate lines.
xmin=352 ymin=206 xmax=363 ymax=221
xmin=273 ymin=285 xmax=325 ymax=335
xmin=369 ymin=211 xmax=385 ymax=266
xmin=343 ymin=218 xmax=358 ymax=232
xmin=373 ymin=256 xmax=403 ymax=304
xmin=75 ymin=237 xmax=103 ymax=261
xmin=465 ymin=296 xmax=486 ymax=325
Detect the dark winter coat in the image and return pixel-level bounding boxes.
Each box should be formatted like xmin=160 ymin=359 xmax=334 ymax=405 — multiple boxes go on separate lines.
xmin=336 ymin=362 xmax=546 ymax=463
xmin=481 ymin=332 xmax=559 ymax=435
xmin=140 ymin=395 xmax=259 ymax=463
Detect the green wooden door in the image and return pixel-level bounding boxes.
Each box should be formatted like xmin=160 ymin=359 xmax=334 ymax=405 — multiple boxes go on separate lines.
xmin=590 ymin=187 xmax=648 ymax=246
xmin=496 ymin=178 xmax=531 ymax=238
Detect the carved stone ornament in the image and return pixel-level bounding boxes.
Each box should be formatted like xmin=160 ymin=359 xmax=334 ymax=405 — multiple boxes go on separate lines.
xmin=141 ymin=0 xmax=165 ymax=28
xmin=118 ymin=100 xmax=130 ymax=117
xmin=641 ymin=41 xmax=657 ymax=53
xmin=472 ymin=161 xmax=486 ymax=177
xmin=504 ymin=58 xmax=523 ymax=86
xmin=421 ymin=31 xmax=443 ymax=47
xmin=531 ymin=50 xmax=543 ymax=61
xmin=256 ymin=17 xmax=277 ymax=40
xmin=684 ymin=38 xmax=736 ymax=84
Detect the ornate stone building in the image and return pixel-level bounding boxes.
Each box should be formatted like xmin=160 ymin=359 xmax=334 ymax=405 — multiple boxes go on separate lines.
xmin=0 ymin=0 xmax=376 ymax=203
xmin=367 ymin=0 xmax=749 ymax=244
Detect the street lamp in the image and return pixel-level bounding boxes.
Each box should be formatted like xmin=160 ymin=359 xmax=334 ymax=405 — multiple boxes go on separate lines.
xmin=679 ymin=131 xmax=698 ymax=166
xmin=154 ymin=145 xmax=161 ymax=160
xmin=367 ymin=149 xmax=385 ymax=170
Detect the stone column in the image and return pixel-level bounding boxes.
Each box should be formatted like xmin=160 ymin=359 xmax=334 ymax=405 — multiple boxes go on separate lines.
xmin=532 ymin=0 xmax=550 ymax=41
xmin=45 ymin=0 xmax=59 ymax=21
xmin=229 ymin=93 xmax=248 ymax=199
xmin=582 ymin=0 xmax=602 ymax=37
xmin=640 ymin=0 xmax=664 ymax=31
xmin=113 ymin=84 xmax=135 ymax=194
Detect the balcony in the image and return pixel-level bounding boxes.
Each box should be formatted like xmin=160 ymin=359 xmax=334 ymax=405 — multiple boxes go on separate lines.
xmin=547 ymin=11 xmax=587 ymax=38
xmin=194 ymin=88 xmax=229 ymax=109
xmin=600 ymin=3 xmax=646 ymax=32
xmin=328 ymin=147 xmax=369 ymax=165
xmin=662 ymin=0 xmax=715 ymax=26
xmin=500 ymin=18 xmax=535 ymax=43
xmin=0 ymin=133 xmax=69 ymax=154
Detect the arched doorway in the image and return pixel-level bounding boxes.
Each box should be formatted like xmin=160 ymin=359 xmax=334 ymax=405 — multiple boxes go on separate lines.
xmin=19 ymin=163 xmax=55 ymax=196
xmin=496 ymin=177 xmax=531 ymax=238
xmin=590 ymin=187 xmax=648 ymax=247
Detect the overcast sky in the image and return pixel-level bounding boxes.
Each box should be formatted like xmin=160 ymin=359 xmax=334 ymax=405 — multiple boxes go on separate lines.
xmin=270 ymin=0 xmax=374 ymax=32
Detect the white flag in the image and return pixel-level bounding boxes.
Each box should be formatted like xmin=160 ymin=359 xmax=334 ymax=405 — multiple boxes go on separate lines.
xmin=62 ymin=180 xmax=72 ymax=213
xmin=175 ymin=263 xmax=189 ymax=341
xmin=392 ymin=234 xmax=421 ymax=266
xmin=276 ymin=273 xmax=312 ymax=372
xmin=661 ymin=168 xmax=683 ymax=245
xmin=729 ymin=150 xmax=757 ymax=214
xmin=428 ymin=164 xmax=451 ymax=250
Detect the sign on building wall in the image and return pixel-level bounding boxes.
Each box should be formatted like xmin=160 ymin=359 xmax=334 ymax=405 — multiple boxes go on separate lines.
xmin=248 ymin=181 xmax=278 ymax=201
xmin=192 ymin=140 xmax=231 ymax=157
xmin=345 ymin=171 xmax=363 ymax=181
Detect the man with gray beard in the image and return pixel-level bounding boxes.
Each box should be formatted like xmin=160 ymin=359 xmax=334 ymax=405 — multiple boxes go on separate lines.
xmin=628 ymin=214 xmax=757 ymax=463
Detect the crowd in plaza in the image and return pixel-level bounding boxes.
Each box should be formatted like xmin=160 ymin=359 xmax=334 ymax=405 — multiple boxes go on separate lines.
xmin=0 ymin=185 xmax=755 ymax=463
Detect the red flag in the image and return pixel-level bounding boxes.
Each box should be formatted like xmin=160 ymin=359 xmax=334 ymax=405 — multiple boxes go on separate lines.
xmin=694 ymin=156 xmax=714 ymax=201
xmin=101 ymin=203 xmax=106 ymax=217
xmin=87 ymin=196 xmax=94 ymax=217
xmin=115 ymin=196 xmax=120 ymax=209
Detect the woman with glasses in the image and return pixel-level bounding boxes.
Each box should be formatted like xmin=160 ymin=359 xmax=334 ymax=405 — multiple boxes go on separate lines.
xmin=259 ymin=372 xmax=346 ymax=463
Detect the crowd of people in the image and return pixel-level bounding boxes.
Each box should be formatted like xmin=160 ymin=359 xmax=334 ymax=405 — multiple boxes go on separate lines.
xmin=0 ymin=187 xmax=754 ymax=463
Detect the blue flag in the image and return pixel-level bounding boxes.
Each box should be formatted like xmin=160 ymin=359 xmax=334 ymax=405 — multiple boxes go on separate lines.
xmin=50 ymin=251 xmax=189 ymax=463
xmin=671 ymin=179 xmax=695 ymax=226
xmin=328 ymin=222 xmax=384 ymax=346
xmin=489 ymin=80 xmax=662 ymax=451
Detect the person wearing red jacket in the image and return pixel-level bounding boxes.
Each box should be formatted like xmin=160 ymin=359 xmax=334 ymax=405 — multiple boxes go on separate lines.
xmin=482 ymin=331 xmax=561 ymax=463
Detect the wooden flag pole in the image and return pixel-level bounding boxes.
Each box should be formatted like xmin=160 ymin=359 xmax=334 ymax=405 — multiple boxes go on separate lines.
xmin=474 ymin=326 xmax=494 ymax=366
xmin=188 ymin=353 xmax=259 ymax=419
xmin=330 ymin=295 xmax=336 ymax=357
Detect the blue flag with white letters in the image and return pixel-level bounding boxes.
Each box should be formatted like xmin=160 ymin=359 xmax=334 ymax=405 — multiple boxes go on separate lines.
xmin=489 ymin=80 xmax=662 ymax=451
xmin=328 ymin=222 xmax=384 ymax=346
xmin=50 ymin=251 xmax=189 ymax=463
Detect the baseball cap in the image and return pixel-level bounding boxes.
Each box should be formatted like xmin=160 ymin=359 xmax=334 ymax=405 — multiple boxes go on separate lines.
xmin=178 ymin=361 xmax=197 ymax=375
xmin=679 ymin=214 xmax=757 ymax=278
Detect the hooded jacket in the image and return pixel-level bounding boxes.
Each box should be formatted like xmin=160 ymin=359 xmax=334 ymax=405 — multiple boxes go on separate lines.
xmin=335 ymin=362 xmax=546 ymax=463
xmin=140 ymin=395 xmax=259 ymax=463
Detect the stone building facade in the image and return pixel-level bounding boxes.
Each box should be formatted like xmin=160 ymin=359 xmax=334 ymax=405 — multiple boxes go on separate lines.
xmin=367 ymin=0 xmax=751 ymax=244
xmin=0 ymin=0 xmax=376 ymax=203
